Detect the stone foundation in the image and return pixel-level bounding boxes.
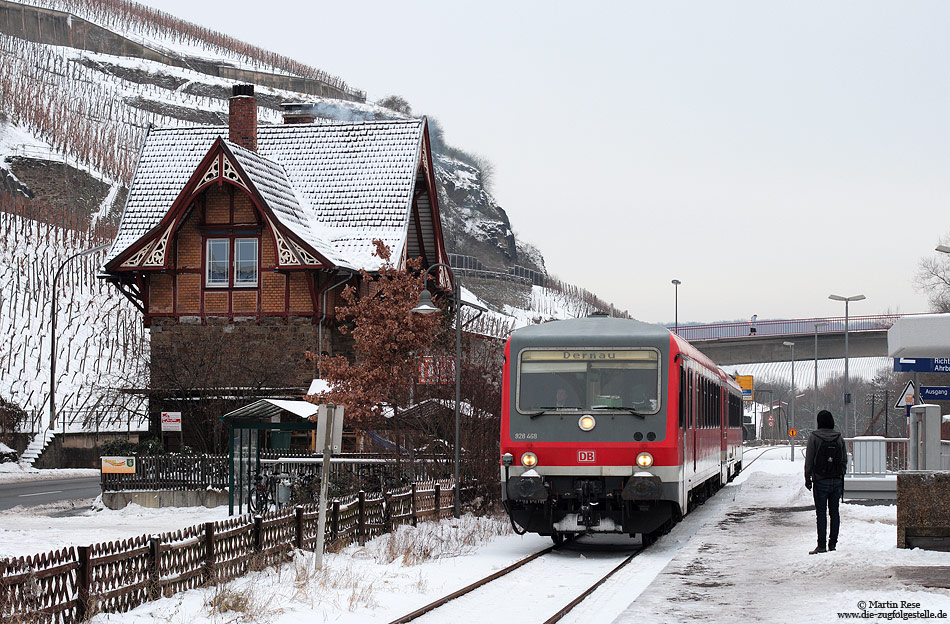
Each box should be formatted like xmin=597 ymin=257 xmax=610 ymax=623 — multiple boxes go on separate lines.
xmin=897 ymin=471 xmax=950 ymax=550
xmin=102 ymin=489 xmax=229 ymax=510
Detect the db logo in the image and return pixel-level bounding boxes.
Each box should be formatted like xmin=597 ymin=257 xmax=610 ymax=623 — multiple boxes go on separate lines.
xmin=578 ymin=450 xmax=596 ymax=463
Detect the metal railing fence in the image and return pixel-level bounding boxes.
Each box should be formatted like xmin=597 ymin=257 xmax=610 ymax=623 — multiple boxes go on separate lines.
xmin=675 ymin=313 xmax=921 ymax=342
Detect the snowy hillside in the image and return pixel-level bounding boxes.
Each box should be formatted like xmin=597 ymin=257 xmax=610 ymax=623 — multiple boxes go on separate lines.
xmin=0 ymin=0 xmax=625 ymax=423
xmin=0 ymin=209 xmax=147 ymax=431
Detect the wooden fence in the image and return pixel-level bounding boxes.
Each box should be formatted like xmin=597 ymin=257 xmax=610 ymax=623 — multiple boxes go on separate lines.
xmin=0 ymin=480 xmax=461 ymax=623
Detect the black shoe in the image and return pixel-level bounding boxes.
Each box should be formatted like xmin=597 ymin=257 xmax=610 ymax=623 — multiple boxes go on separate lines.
xmin=828 ymin=544 xmax=836 ymax=551
xmin=809 ymin=546 xmax=827 ymax=555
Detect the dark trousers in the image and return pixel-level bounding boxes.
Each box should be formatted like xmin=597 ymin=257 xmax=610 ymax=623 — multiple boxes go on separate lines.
xmin=813 ymin=477 xmax=843 ymax=548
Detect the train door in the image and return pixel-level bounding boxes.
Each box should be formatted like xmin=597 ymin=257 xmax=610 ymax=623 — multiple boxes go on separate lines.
xmin=720 ymin=386 xmax=727 ymax=454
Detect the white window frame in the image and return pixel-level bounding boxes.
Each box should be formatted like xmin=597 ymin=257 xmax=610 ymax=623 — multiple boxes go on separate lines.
xmin=206 ymin=238 xmax=229 ymax=287
xmin=234 ymin=238 xmax=259 ymax=287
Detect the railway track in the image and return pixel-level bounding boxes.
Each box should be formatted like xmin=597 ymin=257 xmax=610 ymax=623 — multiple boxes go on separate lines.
xmin=387 ymin=538 xmax=644 ymax=624
xmin=389 ymin=446 xmax=777 ymax=624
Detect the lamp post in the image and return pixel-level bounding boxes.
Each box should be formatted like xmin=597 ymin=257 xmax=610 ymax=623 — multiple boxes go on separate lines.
xmin=671 ymin=279 xmax=681 ymax=335
xmin=50 ymin=242 xmax=110 ymax=432
xmin=828 ymin=294 xmax=865 ymax=437
xmin=759 ymin=389 xmax=774 ymax=442
xmin=783 ymin=341 xmax=796 ymax=461
xmin=813 ymin=322 xmax=828 ymax=422
xmin=412 ymin=263 xmax=462 ymax=518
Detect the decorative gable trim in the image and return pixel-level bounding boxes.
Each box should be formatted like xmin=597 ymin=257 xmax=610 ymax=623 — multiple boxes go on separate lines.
xmin=222 ymin=155 xmax=249 ymax=190
xmin=291 ymin=240 xmax=320 ymax=266
xmin=265 ymin=214 xmax=302 ymax=266
xmin=196 ymin=153 xmax=249 ymax=193
xmin=142 ymin=222 xmax=175 ymax=267
xmin=199 ymin=157 xmax=219 ymax=187
xmin=121 ymin=243 xmax=153 ymax=269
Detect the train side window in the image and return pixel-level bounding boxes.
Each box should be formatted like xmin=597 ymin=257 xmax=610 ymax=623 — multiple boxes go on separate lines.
xmin=679 ymin=366 xmax=686 ymax=428
xmin=701 ymin=379 xmax=706 ymax=429
xmin=688 ymin=371 xmax=694 ymax=429
xmin=697 ymin=377 xmax=702 ymax=429
xmin=701 ymin=378 xmax=707 ymax=429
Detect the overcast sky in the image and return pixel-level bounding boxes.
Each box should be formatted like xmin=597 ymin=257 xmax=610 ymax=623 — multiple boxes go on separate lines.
xmin=139 ymin=0 xmax=949 ymax=325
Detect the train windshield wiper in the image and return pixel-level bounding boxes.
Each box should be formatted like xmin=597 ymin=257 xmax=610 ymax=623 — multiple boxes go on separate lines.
xmin=591 ymin=405 xmax=647 ymax=419
xmin=527 ymin=406 xmax=579 ymax=419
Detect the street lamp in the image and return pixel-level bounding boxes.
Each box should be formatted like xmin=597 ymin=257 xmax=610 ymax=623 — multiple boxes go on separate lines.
xmin=50 ymin=242 xmax=110 ymax=432
xmin=783 ymin=341 xmax=796 ymax=461
xmin=813 ymin=322 xmax=828 ymax=422
xmin=671 ymin=280 xmax=681 ymax=335
xmin=412 ymin=263 xmax=462 ymax=518
xmin=759 ymin=389 xmax=774 ymax=442
xmin=828 ymin=293 xmax=865 ymax=437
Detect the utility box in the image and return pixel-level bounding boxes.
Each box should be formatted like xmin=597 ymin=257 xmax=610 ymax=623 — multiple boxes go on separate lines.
xmin=909 ymin=404 xmax=942 ymax=471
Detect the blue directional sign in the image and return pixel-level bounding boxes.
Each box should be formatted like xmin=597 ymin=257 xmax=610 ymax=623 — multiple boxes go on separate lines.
xmin=892 ymin=358 xmax=950 ymax=373
xmin=920 ymin=386 xmax=950 ymax=401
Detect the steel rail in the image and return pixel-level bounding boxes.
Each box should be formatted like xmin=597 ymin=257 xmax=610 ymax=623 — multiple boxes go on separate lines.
xmin=386 ymin=545 xmax=556 ymax=624
xmin=540 ymin=548 xmax=642 ymax=624
xmin=391 ymin=445 xmax=776 ymax=624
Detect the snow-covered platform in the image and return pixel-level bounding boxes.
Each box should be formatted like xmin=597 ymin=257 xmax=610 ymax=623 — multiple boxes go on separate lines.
xmin=607 ymin=447 xmax=950 ymax=624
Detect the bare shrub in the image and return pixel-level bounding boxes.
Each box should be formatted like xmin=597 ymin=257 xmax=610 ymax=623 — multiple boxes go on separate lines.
xmin=375 ymin=515 xmax=512 ymax=566
xmin=204 ymin=581 xmax=280 ymax=622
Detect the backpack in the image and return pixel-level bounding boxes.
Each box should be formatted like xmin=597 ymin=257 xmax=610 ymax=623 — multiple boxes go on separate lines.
xmin=813 ymin=438 xmax=844 ymax=477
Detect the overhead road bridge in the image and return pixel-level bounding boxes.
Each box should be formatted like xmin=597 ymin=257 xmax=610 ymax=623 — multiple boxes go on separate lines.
xmin=676 ymin=314 xmax=923 ymax=366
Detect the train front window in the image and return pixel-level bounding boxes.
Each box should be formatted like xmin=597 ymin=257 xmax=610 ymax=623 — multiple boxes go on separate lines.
xmin=517 ymin=349 xmax=661 ymax=415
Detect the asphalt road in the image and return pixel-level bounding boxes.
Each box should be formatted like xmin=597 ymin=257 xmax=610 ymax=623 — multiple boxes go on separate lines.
xmin=0 ymin=477 xmax=101 ymax=510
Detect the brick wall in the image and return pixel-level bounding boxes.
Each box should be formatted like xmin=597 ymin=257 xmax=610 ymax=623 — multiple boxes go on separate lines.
xmin=205 ymin=188 xmax=230 ymax=224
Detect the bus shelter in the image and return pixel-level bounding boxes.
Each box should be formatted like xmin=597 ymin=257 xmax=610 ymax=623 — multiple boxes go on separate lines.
xmin=221 ymin=399 xmax=319 ymax=515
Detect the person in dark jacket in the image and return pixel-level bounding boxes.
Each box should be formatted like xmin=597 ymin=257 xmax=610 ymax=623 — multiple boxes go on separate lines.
xmin=804 ymin=409 xmax=848 ymax=554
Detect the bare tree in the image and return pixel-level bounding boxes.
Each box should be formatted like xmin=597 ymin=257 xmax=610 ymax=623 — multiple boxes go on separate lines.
xmin=914 ymin=238 xmax=950 ymax=312
xmin=307 ymin=241 xmax=440 ymax=428
xmin=377 ymin=95 xmax=412 ymax=116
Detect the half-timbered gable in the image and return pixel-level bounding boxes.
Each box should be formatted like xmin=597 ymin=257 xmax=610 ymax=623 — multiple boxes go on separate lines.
xmin=99 ymin=85 xmax=450 ymax=437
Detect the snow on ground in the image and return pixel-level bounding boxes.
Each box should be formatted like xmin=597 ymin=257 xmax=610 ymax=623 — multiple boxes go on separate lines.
xmin=609 ymin=447 xmax=950 ymax=624
xmin=3 ymin=449 xmax=947 ymax=622
xmin=0 ymin=465 xmax=99 ymax=482
xmin=0 ymin=496 xmax=230 ymax=560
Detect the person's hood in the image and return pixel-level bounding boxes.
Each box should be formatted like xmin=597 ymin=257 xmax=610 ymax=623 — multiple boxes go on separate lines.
xmin=812 ymin=428 xmax=843 ymax=443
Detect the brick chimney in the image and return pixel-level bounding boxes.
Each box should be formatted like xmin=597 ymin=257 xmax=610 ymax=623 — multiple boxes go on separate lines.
xmin=229 ymin=84 xmax=257 ymax=151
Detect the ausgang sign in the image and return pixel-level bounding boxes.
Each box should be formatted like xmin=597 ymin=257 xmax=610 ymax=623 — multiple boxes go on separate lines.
xmin=920 ymin=386 xmax=950 ymax=401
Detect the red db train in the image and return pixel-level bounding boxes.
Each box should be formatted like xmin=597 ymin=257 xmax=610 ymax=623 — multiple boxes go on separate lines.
xmin=500 ymin=315 xmax=743 ymax=543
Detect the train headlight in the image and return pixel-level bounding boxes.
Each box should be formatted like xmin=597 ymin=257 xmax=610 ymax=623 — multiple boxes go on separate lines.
xmin=578 ymin=415 xmax=596 ymax=431
xmin=636 ymin=452 xmax=654 ymax=468
xmin=521 ymin=452 xmax=539 ymax=468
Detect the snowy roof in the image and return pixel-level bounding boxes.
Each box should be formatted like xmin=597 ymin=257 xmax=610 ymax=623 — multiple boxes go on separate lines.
xmin=221 ymin=399 xmax=318 ymax=422
xmin=106 ymin=119 xmax=426 ymax=271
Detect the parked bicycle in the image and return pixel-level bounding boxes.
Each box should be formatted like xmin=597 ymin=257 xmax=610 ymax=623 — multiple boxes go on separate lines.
xmin=248 ymin=471 xmax=293 ymax=513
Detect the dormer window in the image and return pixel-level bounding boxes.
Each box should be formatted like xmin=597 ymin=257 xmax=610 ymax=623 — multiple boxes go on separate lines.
xmin=206 ymin=237 xmax=259 ymax=287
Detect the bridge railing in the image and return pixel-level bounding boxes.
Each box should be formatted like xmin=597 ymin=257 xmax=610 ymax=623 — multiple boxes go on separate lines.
xmin=674 ymin=314 xmax=913 ymax=342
